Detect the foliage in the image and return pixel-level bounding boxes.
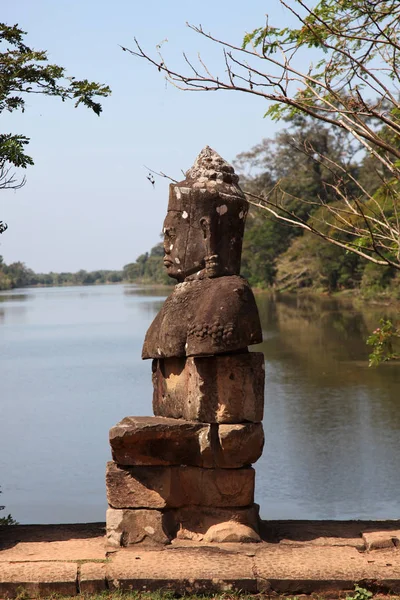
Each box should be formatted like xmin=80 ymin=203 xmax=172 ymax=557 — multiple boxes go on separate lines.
xmin=236 ymin=118 xmax=370 ymax=289
xmin=0 ymin=22 xmax=111 ymax=229
xmin=241 ymin=209 xmax=289 ymax=287
xmin=274 ymin=230 xmax=363 ymax=293
xmin=131 ymin=0 xmax=400 ymax=270
xmin=0 ymin=486 xmax=18 ymax=526
xmin=346 ymin=585 xmax=373 ymax=600
xmin=129 ymin=0 xmax=400 ymax=364
xmin=235 ymin=117 xmax=393 ymax=294
xmin=359 ymin=262 xmax=399 ymax=300
xmin=0 ymin=22 xmax=111 ymax=165
xmin=0 ymin=256 xmax=123 ymax=290
xmin=122 ymin=118 xmax=400 ymax=302
xmin=0 ymin=513 xmax=18 ymax=526
xmin=123 ymin=242 xmax=172 ymax=285
xmin=366 ymin=318 xmax=400 ymax=367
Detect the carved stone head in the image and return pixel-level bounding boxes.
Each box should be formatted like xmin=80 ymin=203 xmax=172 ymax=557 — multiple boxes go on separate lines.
xmin=163 ymin=147 xmax=248 ymax=282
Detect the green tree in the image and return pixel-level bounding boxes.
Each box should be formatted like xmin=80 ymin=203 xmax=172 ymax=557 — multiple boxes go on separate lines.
xmin=131 ymin=0 xmax=400 ymax=271
xmin=123 ymin=243 xmax=172 ymax=285
xmin=0 ymin=487 xmax=17 ymax=526
xmin=236 ymin=118 xmax=369 ymax=290
xmin=0 ymin=22 xmax=111 ymax=228
xmin=131 ymin=0 xmax=400 ymax=363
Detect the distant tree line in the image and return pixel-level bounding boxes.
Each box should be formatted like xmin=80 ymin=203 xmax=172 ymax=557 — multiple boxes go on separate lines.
xmin=123 ymin=118 xmax=400 ymax=301
xmin=122 ymin=243 xmax=172 ymax=285
xmin=2 ymin=118 xmax=400 ymax=300
xmin=0 ymin=257 xmax=123 ymax=291
xmin=237 ymin=117 xmax=400 ymax=300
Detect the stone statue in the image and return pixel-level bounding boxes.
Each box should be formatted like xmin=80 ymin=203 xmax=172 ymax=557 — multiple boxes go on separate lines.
xmin=142 ymin=146 xmax=262 ymax=359
xmin=106 ymin=147 xmax=265 ymax=546
xmin=162 ymin=145 xmax=247 ymax=281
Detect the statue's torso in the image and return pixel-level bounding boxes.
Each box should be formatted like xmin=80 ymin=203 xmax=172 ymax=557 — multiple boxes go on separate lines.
xmin=142 ymin=275 xmax=262 ymax=359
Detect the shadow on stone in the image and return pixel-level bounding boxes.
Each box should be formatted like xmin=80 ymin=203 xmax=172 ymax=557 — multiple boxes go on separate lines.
xmin=260 ymin=519 xmax=400 ymax=544
xmin=0 ymin=523 xmax=105 ymax=552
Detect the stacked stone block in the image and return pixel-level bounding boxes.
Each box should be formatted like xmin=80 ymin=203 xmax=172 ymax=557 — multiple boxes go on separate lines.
xmin=106 ymin=147 xmax=265 ymax=546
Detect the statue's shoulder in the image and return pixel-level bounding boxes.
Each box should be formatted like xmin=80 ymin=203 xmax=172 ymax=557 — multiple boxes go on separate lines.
xmin=142 ymin=275 xmax=262 ymax=359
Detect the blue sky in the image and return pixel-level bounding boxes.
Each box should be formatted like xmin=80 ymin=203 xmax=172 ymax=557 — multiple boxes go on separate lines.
xmin=1 ymin=0 xmax=291 ymax=272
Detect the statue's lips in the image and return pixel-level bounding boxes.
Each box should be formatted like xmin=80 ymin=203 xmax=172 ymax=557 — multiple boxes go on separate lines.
xmin=163 ymin=259 xmax=174 ymax=267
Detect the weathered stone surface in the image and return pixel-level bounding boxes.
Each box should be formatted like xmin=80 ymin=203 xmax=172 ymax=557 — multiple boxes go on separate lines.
xmin=106 ymin=462 xmax=171 ymax=509
xmin=106 ymin=462 xmax=254 ymax=509
xmin=165 ymin=504 xmax=260 ymax=540
xmin=107 ymin=546 xmax=257 ymax=594
xmin=161 ymin=146 xmax=247 ymax=284
xmin=106 ymin=508 xmax=170 ymax=548
xmin=6 ymin=522 xmax=400 ymax=597
xmin=362 ymin=530 xmax=400 ymax=551
xmin=109 ymin=416 xmax=212 ymax=467
xmin=106 ymin=147 xmax=264 ymax=553
xmin=110 ymin=417 xmax=263 ymax=468
xmin=142 ymin=149 xmax=262 ymax=359
xmin=153 ymin=352 xmax=265 ymax=423
xmin=142 ymin=277 xmax=262 ymax=358
xmin=0 ymin=536 xmax=105 ymax=562
xmin=0 ymin=561 xmax=77 ymax=598
xmin=217 ymin=423 xmax=264 ymax=467
xmin=254 ymin=545 xmax=400 ymax=594
xmin=0 ymin=523 xmax=105 ymax=556
xmin=203 ymin=522 xmax=261 ymax=543
xmin=80 ymin=563 xmax=107 ymax=594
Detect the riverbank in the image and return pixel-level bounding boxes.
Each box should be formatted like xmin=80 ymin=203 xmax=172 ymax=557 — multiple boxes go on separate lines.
xmin=2 ymin=520 xmax=400 ymax=598
xmin=252 ymin=285 xmax=400 ymax=310
xmin=2 ymin=273 xmax=400 ymax=310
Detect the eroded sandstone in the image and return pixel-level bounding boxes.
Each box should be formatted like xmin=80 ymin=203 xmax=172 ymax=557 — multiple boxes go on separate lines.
xmin=109 ymin=416 xmax=212 ymax=467
xmin=106 ymin=147 xmax=264 ymax=546
xmin=153 ymin=352 xmax=265 ymax=423
xmin=106 ymin=462 xmax=254 ymax=509
xmin=106 ymin=508 xmax=170 ymax=547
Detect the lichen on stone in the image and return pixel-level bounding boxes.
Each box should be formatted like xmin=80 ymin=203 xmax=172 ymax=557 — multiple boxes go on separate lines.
xmin=185 ymin=146 xmax=239 ymax=185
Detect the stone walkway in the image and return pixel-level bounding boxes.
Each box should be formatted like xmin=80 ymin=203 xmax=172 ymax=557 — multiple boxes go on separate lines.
xmin=2 ymin=521 xmax=400 ymax=597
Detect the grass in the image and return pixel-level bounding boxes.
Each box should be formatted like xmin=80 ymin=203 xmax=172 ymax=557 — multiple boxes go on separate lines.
xmin=16 ymin=593 xmax=255 ymax=600
xmin=13 ymin=590 xmax=400 ymax=600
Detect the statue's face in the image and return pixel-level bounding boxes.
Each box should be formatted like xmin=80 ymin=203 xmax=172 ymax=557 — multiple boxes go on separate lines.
xmin=163 ymin=211 xmax=205 ymax=281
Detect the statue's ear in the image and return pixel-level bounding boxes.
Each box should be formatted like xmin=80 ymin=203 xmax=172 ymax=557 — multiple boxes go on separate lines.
xmin=200 ymin=216 xmax=210 ymax=241
xmin=200 ymin=216 xmax=220 ymax=277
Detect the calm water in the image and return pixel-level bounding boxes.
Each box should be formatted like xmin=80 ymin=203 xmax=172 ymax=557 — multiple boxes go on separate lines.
xmin=1 ymin=285 xmax=400 ymax=524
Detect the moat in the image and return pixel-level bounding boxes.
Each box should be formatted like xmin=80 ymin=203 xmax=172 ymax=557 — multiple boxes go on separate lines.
xmin=1 ymin=284 xmax=400 ymax=524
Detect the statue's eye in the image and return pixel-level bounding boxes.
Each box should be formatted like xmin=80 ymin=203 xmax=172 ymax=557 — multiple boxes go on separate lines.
xmin=165 ymin=228 xmax=176 ymax=239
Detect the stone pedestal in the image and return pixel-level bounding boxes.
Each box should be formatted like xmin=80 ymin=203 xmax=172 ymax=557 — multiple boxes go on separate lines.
xmin=106 ymin=147 xmax=265 ymax=546
xmin=152 ymin=353 xmax=265 ymax=423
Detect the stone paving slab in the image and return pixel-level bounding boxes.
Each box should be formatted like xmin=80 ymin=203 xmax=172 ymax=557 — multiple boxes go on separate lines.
xmin=0 ymin=537 xmax=106 ymax=562
xmin=278 ymin=536 xmax=364 ymax=549
xmin=254 ymin=545 xmax=400 ymax=594
xmin=80 ymin=563 xmax=107 ymax=594
xmin=0 ymin=561 xmax=77 ymax=598
xmin=2 ymin=521 xmax=400 ymax=597
xmin=363 ymin=530 xmax=400 ymax=551
xmin=260 ymin=520 xmax=400 ymax=543
xmin=107 ymin=546 xmax=257 ymax=593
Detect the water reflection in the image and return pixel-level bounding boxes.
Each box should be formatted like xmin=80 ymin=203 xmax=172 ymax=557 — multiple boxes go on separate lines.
xmin=123 ymin=285 xmax=171 ymax=297
xmin=254 ymin=293 xmax=400 ymax=520
xmin=256 ymin=293 xmax=399 ymax=383
xmin=123 ymin=286 xmax=167 ymax=318
xmin=1 ymin=285 xmax=400 ymax=523
xmin=0 ymin=293 xmax=30 ymax=302
xmin=0 ymin=290 xmax=30 ymax=324
xmin=135 ymin=300 xmax=166 ymax=317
